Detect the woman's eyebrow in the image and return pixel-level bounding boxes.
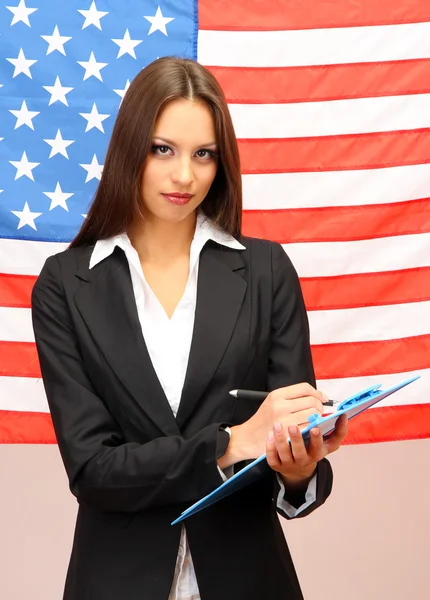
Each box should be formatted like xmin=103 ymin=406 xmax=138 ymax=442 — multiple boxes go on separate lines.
xmin=153 ymin=136 xmax=218 ymax=148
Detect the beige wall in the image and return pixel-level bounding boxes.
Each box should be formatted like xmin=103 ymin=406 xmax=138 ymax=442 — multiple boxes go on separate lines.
xmin=1 ymin=440 xmax=429 ymax=599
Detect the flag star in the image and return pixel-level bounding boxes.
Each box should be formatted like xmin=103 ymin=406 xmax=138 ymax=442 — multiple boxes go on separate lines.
xmin=10 ymin=151 xmax=40 ymax=181
xmin=43 ymin=182 xmax=74 ymax=211
xmin=80 ymin=154 xmax=103 ymax=182
xmin=144 ymin=6 xmax=174 ymax=36
xmin=79 ymin=102 xmax=110 ymax=133
xmin=43 ymin=76 xmax=73 ymax=106
xmin=113 ymin=79 xmax=131 ymax=105
xmin=6 ymin=0 xmax=37 ymax=27
xmin=41 ymin=25 xmax=72 ymax=55
xmin=9 ymin=100 xmax=39 ymax=130
xmin=78 ymin=1 xmax=108 ymax=30
xmin=77 ymin=51 xmax=108 ymax=81
xmin=11 ymin=202 xmax=42 ymax=230
xmin=112 ymin=29 xmax=143 ymax=59
xmin=6 ymin=48 xmax=37 ymax=79
xmin=43 ymin=129 xmax=75 ymax=158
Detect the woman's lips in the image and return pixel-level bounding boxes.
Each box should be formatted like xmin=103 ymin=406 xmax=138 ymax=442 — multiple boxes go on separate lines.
xmin=161 ymin=193 xmax=194 ymax=206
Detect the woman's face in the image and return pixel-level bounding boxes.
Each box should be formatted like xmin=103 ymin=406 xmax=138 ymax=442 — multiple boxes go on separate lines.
xmin=140 ymin=97 xmax=219 ymax=225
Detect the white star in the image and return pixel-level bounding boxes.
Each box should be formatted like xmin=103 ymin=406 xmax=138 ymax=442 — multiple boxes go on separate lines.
xmin=113 ymin=79 xmax=131 ymax=105
xmin=112 ymin=29 xmax=143 ymax=59
xmin=77 ymin=51 xmax=108 ymax=81
xmin=9 ymin=151 xmax=40 ymax=181
xmin=6 ymin=0 xmax=37 ymax=27
xmin=43 ymin=76 xmax=74 ymax=106
xmin=41 ymin=25 xmax=72 ymax=55
xmin=6 ymin=48 xmax=37 ymax=79
xmin=144 ymin=6 xmax=174 ymax=36
xmin=11 ymin=202 xmax=42 ymax=230
xmin=78 ymin=1 xmax=108 ymax=30
xmin=9 ymin=100 xmax=39 ymax=130
xmin=80 ymin=154 xmax=103 ymax=182
xmin=79 ymin=103 xmax=110 ymax=133
xmin=43 ymin=182 xmax=74 ymax=211
xmin=43 ymin=129 xmax=75 ymax=159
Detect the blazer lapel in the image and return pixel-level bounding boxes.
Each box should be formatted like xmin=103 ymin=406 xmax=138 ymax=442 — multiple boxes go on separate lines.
xmin=176 ymin=243 xmax=247 ymax=428
xmin=74 ymin=247 xmax=180 ymax=437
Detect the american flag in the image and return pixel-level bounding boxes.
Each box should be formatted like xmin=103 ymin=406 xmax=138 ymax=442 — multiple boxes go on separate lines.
xmin=0 ymin=0 xmax=429 ymax=444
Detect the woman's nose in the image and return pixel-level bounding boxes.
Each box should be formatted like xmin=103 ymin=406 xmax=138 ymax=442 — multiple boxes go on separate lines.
xmin=171 ymin=158 xmax=194 ymax=185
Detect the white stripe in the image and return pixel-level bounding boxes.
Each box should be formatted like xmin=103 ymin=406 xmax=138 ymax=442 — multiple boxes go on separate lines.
xmin=309 ymin=301 xmax=430 ymax=345
xmin=0 ymin=307 xmax=34 ymax=342
xmin=317 ymin=369 xmax=429 ymax=408
xmin=283 ymin=232 xmax=430 ymax=277
xmin=0 ymin=238 xmax=67 ymax=275
xmin=198 ymin=21 xmax=430 ymax=67
xmin=230 ymin=94 xmax=430 ymax=138
xmin=3 ymin=298 xmax=430 ymax=364
xmin=1 ymin=369 xmax=427 ymax=414
xmin=1 ymin=166 xmax=430 ymax=279
xmin=4 ymin=300 xmax=430 ymax=346
xmin=242 ymin=163 xmax=430 ymax=210
xmin=0 ymin=376 xmax=48 ymax=412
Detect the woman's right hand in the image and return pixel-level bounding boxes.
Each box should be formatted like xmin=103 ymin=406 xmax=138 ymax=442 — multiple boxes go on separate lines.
xmin=220 ymin=383 xmax=328 ymax=466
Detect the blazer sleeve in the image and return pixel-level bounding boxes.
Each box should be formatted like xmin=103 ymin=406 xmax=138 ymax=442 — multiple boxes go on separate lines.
xmin=31 ymin=254 xmax=230 ymax=514
xmin=267 ymin=242 xmax=333 ymax=517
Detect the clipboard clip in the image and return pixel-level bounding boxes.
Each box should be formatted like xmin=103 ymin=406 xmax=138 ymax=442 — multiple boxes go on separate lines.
xmin=337 ymin=383 xmax=382 ymax=410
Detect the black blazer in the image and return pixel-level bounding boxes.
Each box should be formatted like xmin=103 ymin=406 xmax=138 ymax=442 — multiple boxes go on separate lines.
xmin=31 ymin=236 xmax=333 ymax=600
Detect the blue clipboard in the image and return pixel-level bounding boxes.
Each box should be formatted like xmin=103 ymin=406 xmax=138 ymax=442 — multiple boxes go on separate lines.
xmin=171 ymin=375 xmax=420 ymax=525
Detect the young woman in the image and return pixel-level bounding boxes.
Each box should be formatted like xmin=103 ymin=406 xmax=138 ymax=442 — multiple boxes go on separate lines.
xmin=32 ymin=56 xmax=347 ymax=600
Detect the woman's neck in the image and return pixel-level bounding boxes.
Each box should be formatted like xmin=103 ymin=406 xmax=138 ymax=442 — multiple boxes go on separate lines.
xmin=128 ymin=212 xmax=197 ymax=264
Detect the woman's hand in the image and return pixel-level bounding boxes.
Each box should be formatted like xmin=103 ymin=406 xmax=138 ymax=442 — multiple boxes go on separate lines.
xmin=219 ymin=382 xmax=335 ymax=469
xmin=266 ymin=414 xmax=348 ymax=490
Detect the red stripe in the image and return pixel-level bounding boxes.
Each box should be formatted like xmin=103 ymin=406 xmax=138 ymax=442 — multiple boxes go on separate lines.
xmin=0 ymin=342 xmax=41 ymax=378
xmin=2 ymin=267 xmax=428 ymax=315
xmin=1 ymin=334 xmax=429 ymax=381
xmin=208 ymin=59 xmax=430 ymax=104
xmin=0 ymin=273 xmax=36 ymax=308
xmin=313 ymin=334 xmax=430 ymax=380
xmin=242 ymin=198 xmax=430 ymax=243
xmin=343 ymin=404 xmax=430 ymax=444
xmin=0 ymin=411 xmax=55 ymax=443
xmin=301 ymin=268 xmax=430 ymax=311
xmin=238 ymin=129 xmax=430 ymax=174
xmin=199 ymin=0 xmax=430 ymax=30
xmin=1 ymin=404 xmax=428 ymax=443
xmin=1 ymin=201 xmax=429 ymax=310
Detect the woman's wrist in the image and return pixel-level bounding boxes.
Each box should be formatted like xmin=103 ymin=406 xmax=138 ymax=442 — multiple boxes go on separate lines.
xmin=217 ymin=424 xmax=253 ymax=469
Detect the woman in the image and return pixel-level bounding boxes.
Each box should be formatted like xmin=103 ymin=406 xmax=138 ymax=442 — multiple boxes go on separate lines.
xmin=31 ymin=56 xmax=348 ymax=600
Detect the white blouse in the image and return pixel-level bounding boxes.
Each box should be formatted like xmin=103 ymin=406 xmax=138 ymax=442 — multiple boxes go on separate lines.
xmin=90 ymin=212 xmax=316 ymax=600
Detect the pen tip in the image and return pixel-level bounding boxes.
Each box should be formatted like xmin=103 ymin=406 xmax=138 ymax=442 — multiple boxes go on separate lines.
xmin=229 ymin=389 xmax=238 ymax=397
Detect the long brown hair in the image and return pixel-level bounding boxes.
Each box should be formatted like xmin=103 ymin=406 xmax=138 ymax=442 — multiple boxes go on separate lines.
xmin=69 ymin=57 xmax=242 ymax=248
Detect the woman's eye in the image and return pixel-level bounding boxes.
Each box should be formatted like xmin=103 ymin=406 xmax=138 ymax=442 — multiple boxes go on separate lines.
xmin=152 ymin=145 xmax=172 ymax=155
xmin=196 ymin=149 xmax=216 ymax=159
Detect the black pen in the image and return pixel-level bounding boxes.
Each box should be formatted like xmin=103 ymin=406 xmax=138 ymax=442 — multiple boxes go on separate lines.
xmin=229 ymin=389 xmax=337 ymax=407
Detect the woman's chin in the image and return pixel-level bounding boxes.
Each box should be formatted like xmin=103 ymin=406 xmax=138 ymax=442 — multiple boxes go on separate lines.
xmin=145 ymin=203 xmax=201 ymax=224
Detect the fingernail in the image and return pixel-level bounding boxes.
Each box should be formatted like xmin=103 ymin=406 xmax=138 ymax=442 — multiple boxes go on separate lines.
xmin=311 ymin=428 xmax=320 ymax=436
xmin=274 ymin=422 xmax=282 ymax=434
xmin=288 ymin=425 xmax=298 ymax=436
xmin=322 ymin=393 xmax=329 ymax=403
xmin=268 ymin=431 xmax=274 ymax=443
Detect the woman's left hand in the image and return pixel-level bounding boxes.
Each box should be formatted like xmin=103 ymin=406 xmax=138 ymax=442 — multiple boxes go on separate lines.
xmin=266 ymin=414 xmax=348 ymax=488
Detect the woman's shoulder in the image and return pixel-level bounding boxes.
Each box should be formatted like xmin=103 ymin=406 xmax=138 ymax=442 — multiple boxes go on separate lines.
xmin=239 ymin=235 xmax=297 ymax=278
xmin=239 ymin=235 xmax=279 ymax=252
xmin=239 ymin=235 xmax=289 ymax=260
xmin=34 ymin=244 xmax=94 ymax=290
